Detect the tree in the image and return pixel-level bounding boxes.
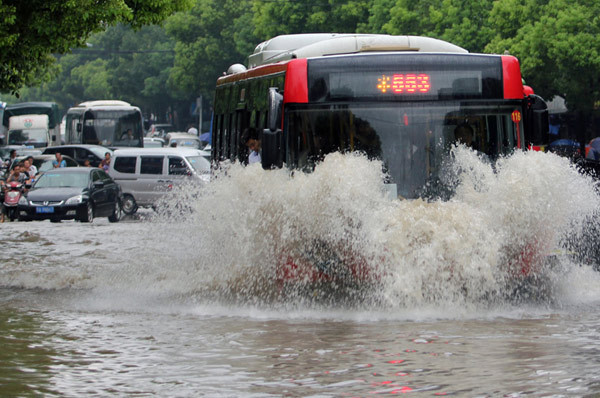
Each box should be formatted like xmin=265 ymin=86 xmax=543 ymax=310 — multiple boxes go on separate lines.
xmin=367 ymin=0 xmax=495 ymax=52
xmin=0 ymin=0 xmax=192 ymax=94
xmin=165 ymin=0 xmax=258 ymax=99
xmin=253 ymin=0 xmax=373 ymax=38
xmin=486 ymin=0 xmax=600 ymax=113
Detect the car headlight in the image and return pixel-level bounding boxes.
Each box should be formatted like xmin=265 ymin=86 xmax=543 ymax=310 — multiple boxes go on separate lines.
xmin=18 ymin=196 xmax=28 ymax=205
xmin=65 ymin=194 xmax=83 ymax=205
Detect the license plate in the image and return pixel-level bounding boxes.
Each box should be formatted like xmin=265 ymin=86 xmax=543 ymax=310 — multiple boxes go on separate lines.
xmin=36 ymin=206 xmax=54 ymax=214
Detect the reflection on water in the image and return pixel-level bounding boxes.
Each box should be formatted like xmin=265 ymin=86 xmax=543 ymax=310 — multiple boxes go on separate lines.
xmin=2 ymin=149 xmax=600 ymax=395
xmin=0 ymin=308 xmax=57 ymax=396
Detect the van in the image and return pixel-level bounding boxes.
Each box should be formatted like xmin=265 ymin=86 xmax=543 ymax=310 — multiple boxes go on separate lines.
xmin=108 ymin=147 xmax=211 ymax=215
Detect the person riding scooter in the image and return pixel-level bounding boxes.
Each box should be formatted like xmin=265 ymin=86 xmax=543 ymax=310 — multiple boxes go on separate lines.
xmin=2 ymin=163 xmax=29 ymax=222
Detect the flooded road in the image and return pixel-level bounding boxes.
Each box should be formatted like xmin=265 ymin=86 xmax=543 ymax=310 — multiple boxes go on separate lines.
xmin=3 ymin=150 xmax=600 ymax=396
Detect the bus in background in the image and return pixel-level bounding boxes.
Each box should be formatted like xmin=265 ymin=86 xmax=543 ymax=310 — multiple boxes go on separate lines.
xmin=64 ymin=100 xmax=144 ymax=148
xmin=2 ymin=102 xmax=61 ymax=148
xmin=212 ymin=33 xmax=549 ymax=284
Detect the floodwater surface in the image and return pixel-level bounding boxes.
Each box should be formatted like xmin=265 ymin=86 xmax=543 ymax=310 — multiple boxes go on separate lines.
xmin=2 ymin=149 xmax=600 ymax=397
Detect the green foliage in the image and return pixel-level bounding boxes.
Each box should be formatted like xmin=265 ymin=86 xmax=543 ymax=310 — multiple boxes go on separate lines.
xmin=165 ymin=0 xmax=258 ymax=98
xmin=253 ymin=0 xmax=372 ymax=38
xmin=0 ymin=0 xmax=192 ymax=95
xmin=368 ymin=0 xmax=494 ymax=52
xmin=486 ymin=0 xmax=600 ymax=112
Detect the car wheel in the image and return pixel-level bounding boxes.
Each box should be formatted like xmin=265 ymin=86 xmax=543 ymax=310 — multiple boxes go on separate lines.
xmin=122 ymin=195 xmax=137 ymax=215
xmin=80 ymin=202 xmax=94 ymax=223
xmin=108 ymin=200 xmax=122 ymax=222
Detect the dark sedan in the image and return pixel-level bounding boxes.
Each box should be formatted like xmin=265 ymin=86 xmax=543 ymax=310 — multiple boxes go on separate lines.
xmin=18 ymin=168 xmax=122 ymax=222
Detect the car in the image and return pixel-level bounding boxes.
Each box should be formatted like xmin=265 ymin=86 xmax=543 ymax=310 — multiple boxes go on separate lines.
xmin=3 ymin=154 xmax=80 ymax=179
xmin=147 ymin=123 xmax=175 ymax=138
xmin=164 ymin=132 xmax=203 ymax=149
xmin=13 ymin=154 xmax=79 ymax=173
xmin=18 ymin=167 xmax=123 ymax=223
xmin=42 ymin=145 xmax=113 ymax=167
xmin=108 ymin=147 xmax=210 ymax=214
xmin=1 ymin=145 xmax=43 ymax=160
xmin=143 ymin=137 xmax=165 ymax=148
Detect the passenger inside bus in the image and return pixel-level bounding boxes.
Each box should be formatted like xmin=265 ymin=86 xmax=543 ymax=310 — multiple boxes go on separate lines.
xmin=121 ymin=129 xmax=134 ymax=141
xmin=242 ymin=128 xmax=261 ymax=164
xmin=454 ymin=123 xmax=475 ymax=148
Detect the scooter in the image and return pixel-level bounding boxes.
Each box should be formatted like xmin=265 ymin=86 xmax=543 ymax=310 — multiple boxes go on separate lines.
xmin=3 ymin=181 xmax=24 ymax=221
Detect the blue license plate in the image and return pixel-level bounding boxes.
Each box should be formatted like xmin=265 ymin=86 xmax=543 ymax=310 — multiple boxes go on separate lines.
xmin=36 ymin=206 xmax=54 ymax=214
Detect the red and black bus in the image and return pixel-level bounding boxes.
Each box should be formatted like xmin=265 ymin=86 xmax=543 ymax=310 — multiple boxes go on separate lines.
xmin=212 ymin=34 xmax=547 ymax=200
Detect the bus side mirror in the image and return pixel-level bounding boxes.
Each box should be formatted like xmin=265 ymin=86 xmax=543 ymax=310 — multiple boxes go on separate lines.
xmin=524 ymin=94 xmax=549 ymax=147
xmin=267 ymin=87 xmax=283 ymax=132
xmin=262 ymin=87 xmax=284 ymax=169
xmin=262 ymin=128 xmax=282 ymax=169
xmin=76 ymin=123 xmax=82 ymax=133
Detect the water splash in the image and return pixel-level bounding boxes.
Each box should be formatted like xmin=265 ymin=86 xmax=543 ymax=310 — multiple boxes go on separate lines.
xmin=142 ymin=148 xmax=600 ymax=309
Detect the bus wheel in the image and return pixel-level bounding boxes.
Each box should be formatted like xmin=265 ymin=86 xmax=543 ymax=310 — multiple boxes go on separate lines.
xmin=122 ymin=195 xmax=137 ymax=215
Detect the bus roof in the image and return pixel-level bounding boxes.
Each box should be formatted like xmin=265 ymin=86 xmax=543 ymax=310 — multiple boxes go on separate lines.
xmin=77 ymin=100 xmax=131 ymax=108
xmin=247 ymin=34 xmax=468 ymax=68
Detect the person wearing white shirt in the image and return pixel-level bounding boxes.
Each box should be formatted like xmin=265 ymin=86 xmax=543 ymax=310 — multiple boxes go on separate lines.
xmin=187 ymin=124 xmax=199 ymax=136
xmin=241 ymin=127 xmax=261 ymax=165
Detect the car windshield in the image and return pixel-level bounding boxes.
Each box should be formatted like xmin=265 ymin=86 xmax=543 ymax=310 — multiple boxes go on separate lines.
xmin=144 ymin=140 xmax=164 ymax=148
xmin=34 ymin=172 xmax=89 ymax=188
xmin=186 ymin=156 xmax=211 ymax=173
xmin=286 ymin=101 xmax=522 ymax=199
xmin=8 ymin=128 xmax=48 ymax=147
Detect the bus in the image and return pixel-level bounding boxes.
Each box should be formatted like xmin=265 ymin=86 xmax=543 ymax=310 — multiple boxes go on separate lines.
xmin=212 ymin=33 xmax=549 ymax=284
xmin=64 ymin=100 xmax=144 ymax=148
xmin=213 ymin=34 xmax=547 ymax=198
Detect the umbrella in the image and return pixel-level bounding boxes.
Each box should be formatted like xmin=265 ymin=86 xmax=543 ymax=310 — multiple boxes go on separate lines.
xmin=587 ymin=137 xmax=600 ymax=160
xmin=548 ymin=139 xmax=579 ymax=148
xmin=200 ymin=132 xmax=211 ymax=144
xmin=547 ymin=139 xmax=581 ymax=159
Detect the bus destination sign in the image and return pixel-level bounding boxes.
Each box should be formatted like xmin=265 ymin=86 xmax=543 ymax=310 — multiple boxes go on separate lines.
xmin=376 ymin=74 xmax=431 ymax=94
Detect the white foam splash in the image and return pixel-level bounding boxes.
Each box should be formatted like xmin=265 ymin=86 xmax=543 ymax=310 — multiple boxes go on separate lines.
xmin=139 ymin=148 xmax=600 ymax=309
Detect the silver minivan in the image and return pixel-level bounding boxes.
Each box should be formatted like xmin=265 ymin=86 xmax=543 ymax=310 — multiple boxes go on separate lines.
xmin=108 ymin=147 xmax=211 ymax=214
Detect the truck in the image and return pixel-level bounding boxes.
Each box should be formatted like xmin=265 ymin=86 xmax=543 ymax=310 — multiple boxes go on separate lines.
xmin=2 ymin=102 xmax=61 ymax=148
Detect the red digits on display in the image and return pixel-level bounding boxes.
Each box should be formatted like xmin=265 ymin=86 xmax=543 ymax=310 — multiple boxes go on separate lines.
xmin=378 ymin=74 xmax=431 ymax=94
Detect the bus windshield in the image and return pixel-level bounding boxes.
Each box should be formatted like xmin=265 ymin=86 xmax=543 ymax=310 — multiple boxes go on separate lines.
xmin=8 ymin=128 xmax=48 ymax=147
xmin=82 ymin=109 xmax=142 ymax=147
xmin=286 ymin=101 xmax=522 ymax=199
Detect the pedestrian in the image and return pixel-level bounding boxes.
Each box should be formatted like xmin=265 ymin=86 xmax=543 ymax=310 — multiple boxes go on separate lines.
xmin=4 ymin=149 xmax=17 ymax=171
xmin=187 ymin=123 xmax=198 ymax=136
xmin=52 ymin=152 xmax=66 ymax=168
xmin=25 ymin=156 xmax=38 ymax=179
xmin=99 ymin=152 xmax=111 ymax=171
